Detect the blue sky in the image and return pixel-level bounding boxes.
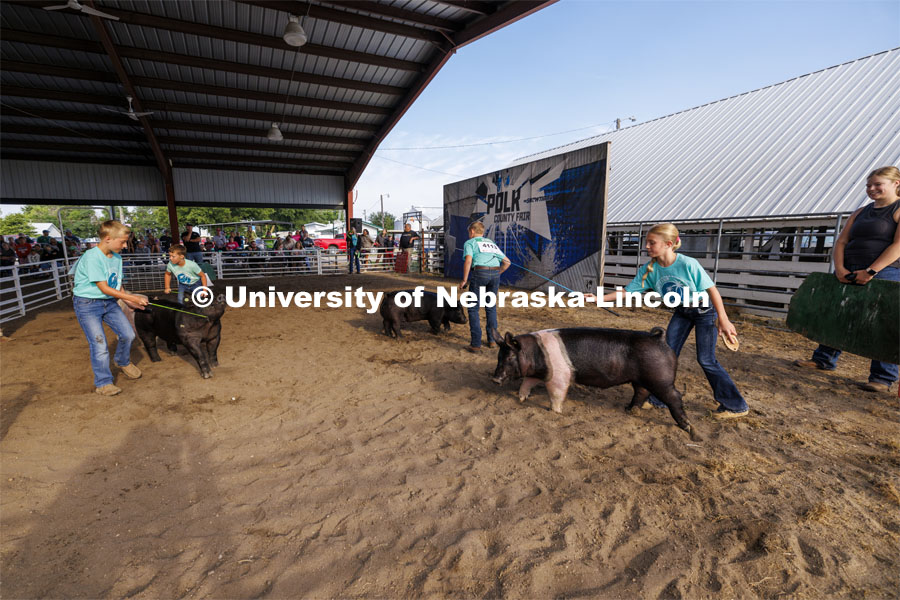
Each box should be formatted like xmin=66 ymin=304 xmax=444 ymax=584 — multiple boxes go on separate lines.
xmin=353 ymin=0 xmax=900 ymax=221
xmin=2 ymin=0 xmax=898 ymax=220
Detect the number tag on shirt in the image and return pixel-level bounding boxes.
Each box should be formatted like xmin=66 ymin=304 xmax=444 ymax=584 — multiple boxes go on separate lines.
xmin=477 ymin=241 xmax=501 ymax=254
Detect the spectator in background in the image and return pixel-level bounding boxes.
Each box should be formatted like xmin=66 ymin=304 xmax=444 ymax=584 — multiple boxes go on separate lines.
xmin=375 ymin=229 xmax=387 ymax=247
xmin=145 ymin=232 xmax=160 ymax=253
xmin=37 ymin=230 xmax=53 ymax=245
xmin=135 ymin=240 xmax=151 ymax=264
xmin=181 ymin=224 xmax=204 ymax=264
xmin=234 ymin=232 xmax=244 ymax=249
xmin=126 ymin=231 xmax=136 ymax=253
xmin=2 ymin=242 xmax=17 ymax=269
xmin=292 ymin=230 xmax=302 ymax=242
xmin=300 ymin=226 xmax=309 ymax=243
xmin=13 ymin=236 xmax=31 ymax=264
xmin=46 ymin=239 xmax=62 ymax=263
xmin=27 ymin=244 xmax=42 ymax=272
xmin=64 ymin=229 xmax=81 ymax=251
xmin=359 ymin=229 xmax=374 ymax=266
xmin=213 ymin=229 xmax=227 ymax=251
xmin=347 ymin=227 xmax=361 ymax=274
xmin=399 ymin=223 xmax=419 ymax=255
xmin=225 ymin=236 xmax=239 ymax=251
xmin=158 ymin=229 xmax=172 ymax=253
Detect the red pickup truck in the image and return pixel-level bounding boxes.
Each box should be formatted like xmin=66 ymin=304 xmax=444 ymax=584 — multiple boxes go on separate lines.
xmin=313 ymin=233 xmax=347 ymax=253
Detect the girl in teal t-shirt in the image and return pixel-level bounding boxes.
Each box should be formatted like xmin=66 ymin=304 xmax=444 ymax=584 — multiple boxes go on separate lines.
xmin=602 ymin=223 xmax=748 ymax=419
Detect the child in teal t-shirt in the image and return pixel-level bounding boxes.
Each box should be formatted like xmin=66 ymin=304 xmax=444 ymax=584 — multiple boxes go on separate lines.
xmin=165 ymin=244 xmax=208 ymax=304
xmin=72 ymin=221 xmax=149 ymax=396
xmin=601 ymin=223 xmax=748 ymax=420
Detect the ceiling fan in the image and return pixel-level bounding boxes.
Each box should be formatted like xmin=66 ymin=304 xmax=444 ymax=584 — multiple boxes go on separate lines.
xmin=102 ymin=96 xmax=153 ymax=121
xmin=43 ymin=0 xmax=120 ymax=21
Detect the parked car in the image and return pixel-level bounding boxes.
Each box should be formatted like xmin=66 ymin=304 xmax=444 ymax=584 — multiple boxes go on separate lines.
xmin=313 ymin=233 xmax=347 ymax=253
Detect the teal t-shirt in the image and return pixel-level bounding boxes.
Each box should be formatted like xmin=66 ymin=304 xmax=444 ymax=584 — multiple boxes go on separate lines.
xmin=463 ymin=237 xmax=507 ymax=267
xmin=624 ymin=253 xmax=715 ymax=299
xmin=72 ymin=246 xmax=123 ymax=299
xmin=167 ymin=259 xmax=202 ymax=285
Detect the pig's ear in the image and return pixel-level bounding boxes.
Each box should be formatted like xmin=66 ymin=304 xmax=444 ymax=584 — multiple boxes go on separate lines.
xmin=491 ymin=328 xmax=504 ymax=347
xmin=504 ymin=332 xmax=520 ymax=349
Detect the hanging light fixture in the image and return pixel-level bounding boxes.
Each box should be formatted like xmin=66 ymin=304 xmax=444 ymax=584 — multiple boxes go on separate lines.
xmin=266 ymin=122 xmax=284 ymax=141
xmin=283 ymin=15 xmax=308 ymax=47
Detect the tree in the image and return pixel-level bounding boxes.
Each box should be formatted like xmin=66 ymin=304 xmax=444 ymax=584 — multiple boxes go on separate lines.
xmin=0 ymin=213 xmax=36 ymax=237
xmin=369 ymin=211 xmax=396 ymax=231
xmin=21 ymin=205 xmax=97 ymax=239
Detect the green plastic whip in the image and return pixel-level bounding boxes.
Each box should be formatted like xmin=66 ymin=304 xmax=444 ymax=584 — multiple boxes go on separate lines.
xmin=147 ymin=302 xmax=209 ymax=319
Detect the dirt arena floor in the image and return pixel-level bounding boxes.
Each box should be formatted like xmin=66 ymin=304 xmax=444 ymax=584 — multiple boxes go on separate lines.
xmin=2 ymin=272 xmax=898 ymax=599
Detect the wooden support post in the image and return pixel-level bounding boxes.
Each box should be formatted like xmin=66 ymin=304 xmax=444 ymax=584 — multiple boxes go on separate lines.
xmin=165 ymin=175 xmax=178 ymax=246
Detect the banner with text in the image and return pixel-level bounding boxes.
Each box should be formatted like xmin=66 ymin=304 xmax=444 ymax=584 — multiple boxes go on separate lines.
xmin=443 ymin=143 xmax=609 ymax=290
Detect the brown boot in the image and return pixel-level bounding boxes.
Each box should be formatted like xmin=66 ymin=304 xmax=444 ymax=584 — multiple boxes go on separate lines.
xmin=793 ymin=359 xmax=825 ymax=370
xmin=95 ymin=384 xmax=122 ymax=396
xmin=861 ymin=381 xmax=891 ymax=393
xmin=120 ymin=363 xmax=142 ymax=379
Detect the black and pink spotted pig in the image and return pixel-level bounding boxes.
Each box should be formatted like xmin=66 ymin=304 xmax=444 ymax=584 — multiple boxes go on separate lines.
xmin=491 ymin=327 xmax=699 ymax=440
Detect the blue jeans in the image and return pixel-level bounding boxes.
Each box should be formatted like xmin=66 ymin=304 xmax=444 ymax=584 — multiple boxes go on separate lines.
xmin=186 ymin=251 xmax=204 ymax=265
xmin=650 ymin=306 xmax=748 ymax=412
xmin=178 ymin=281 xmax=202 ymax=304
xmin=73 ymin=296 xmax=136 ymax=388
xmin=467 ymin=269 xmax=500 ymax=347
xmin=348 ymin=251 xmax=360 ymax=273
xmin=810 ymin=266 xmax=899 ymax=385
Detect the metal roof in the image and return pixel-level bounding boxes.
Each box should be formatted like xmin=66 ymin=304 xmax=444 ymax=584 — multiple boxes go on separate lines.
xmin=1 ymin=0 xmax=557 ymax=193
xmin=511 ymin=48 xmax=900 ymax=223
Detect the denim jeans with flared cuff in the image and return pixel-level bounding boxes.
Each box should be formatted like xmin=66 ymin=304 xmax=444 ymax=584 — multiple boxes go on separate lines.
xmin=73 ymin=296 xmax=135 ymax=388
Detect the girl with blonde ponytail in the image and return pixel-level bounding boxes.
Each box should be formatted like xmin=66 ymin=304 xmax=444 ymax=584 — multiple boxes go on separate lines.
xmin=601 ymin=223 xmax=749 ymax=419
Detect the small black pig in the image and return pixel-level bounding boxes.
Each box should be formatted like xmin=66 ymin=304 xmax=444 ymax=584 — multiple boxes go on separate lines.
xmin=380 ymin=289 xmax=467 ymax=338
xmin=134 ymin=295 xmax=225 ymax=378
xmin=491 ymin=327 xmax=698 ymax=439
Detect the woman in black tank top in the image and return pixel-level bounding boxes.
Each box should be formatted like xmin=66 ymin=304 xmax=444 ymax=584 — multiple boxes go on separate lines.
xmin=794 ymin=166 xmax=900 ymax=393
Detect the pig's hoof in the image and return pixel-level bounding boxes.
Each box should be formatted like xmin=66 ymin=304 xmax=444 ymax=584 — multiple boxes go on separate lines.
xmin=202 ymin=372 xmax=211 ymax=379
xmin=686 ymin=425 xmax=703 ymax=441
xmin=518 ymin=395 xmax=527 ymax=403
xmin=150 ymin=356 xmax=162 ymax=362
xmin=626 ymin=406 xmax=642 ymax=416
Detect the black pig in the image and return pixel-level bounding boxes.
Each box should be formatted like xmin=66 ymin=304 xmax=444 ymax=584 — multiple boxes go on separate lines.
xmin=380 ymin=290 xmax=467 ymax=338
xmin=134 ymin=295 xmax=225 ymax=378
xmin=492 ymin=327 xmax=698 ymax=440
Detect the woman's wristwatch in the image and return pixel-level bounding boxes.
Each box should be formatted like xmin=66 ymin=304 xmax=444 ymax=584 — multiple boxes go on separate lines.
xmin=866 ymin=268 xmax=878 ymax=276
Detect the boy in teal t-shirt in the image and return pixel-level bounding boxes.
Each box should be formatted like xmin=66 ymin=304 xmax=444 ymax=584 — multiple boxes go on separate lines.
xmin=72 ymin=220 xmax=149 ymax=396
xmin=165 ymin=244 xmax=209 ymax=304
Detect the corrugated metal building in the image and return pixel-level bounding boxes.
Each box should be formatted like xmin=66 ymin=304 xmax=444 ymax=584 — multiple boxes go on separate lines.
xmin=511 ymin=48 xmax=900 ymax=222
xmin=509 ymin=49 xmax=900 ymax=316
